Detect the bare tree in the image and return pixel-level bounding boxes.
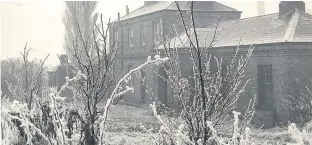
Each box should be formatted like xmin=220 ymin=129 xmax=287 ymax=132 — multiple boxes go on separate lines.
xmin=1 ymin=31 xmax=168 ymax=144
xmin=63 ymin=1 xmax=99 ymax=64
xmin=5 ymin=43 xmax=49 ymax=109
xmin=64 ymin=11 xmax=170 ymax=144
xmin=150 ymin=2 xmax=255 ymax=144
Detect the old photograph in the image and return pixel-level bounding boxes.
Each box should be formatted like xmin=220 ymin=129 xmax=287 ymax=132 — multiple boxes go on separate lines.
xmin=1 ymin=1 xmax=312 ymax=144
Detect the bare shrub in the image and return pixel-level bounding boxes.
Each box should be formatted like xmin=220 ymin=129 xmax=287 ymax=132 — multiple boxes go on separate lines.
xmin=147 ymin=1 xmax=256 ymax=144
xmin=282 ymin=59 xmax=312 ymax=126
xmin=2 ymin=44 xmax=49 ymax=109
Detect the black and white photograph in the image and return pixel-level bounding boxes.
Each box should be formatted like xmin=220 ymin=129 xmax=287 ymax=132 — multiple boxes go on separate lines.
xmin=1 ymin=1 xmax=312 ymax=144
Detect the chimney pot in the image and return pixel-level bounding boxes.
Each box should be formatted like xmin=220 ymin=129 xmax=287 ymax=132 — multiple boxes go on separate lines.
xmin=279 ymin=1 xmax=305 ymax=17
xmin=126 ymin=5 xmax=129 ymax=15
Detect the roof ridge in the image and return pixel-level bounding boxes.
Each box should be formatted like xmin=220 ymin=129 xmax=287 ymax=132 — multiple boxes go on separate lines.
xmin=284 ymin=9 xmax=300 ymax=42
xmin=203 ymin=13 xmax=279 ymax=28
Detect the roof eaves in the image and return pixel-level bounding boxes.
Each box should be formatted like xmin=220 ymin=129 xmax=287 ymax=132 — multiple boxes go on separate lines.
xmin=164 ymin=41 xmax=312 ymax=50
xmin=164 ymin=9 xmax=242 ymax=13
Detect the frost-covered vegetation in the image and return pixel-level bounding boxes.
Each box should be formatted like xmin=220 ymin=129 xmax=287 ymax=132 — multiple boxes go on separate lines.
xmin=2 ymin=1 xmax=312 ymax=145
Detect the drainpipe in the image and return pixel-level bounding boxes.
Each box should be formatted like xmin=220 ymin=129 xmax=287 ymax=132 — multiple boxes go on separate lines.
xmin=118 ymin=12 xmax=124 ymax=74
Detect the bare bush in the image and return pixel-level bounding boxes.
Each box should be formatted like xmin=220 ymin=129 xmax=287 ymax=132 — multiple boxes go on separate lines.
xmin=1 ymin=53 xmax=169 ymax=145
xmin=147 ymin=1 xmax=256 ymax=144
xmin=282 ymin=59 xmax=312 ymax=125
xmin=2 ymin=44 xmax=49 ymax=109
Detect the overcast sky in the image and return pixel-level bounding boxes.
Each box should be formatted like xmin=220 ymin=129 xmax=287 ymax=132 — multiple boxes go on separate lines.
xmin=1 ymin=1 xmax=312 ymax=67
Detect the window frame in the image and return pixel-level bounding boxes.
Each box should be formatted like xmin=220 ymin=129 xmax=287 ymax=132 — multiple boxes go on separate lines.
xmin=128 ymin=28 xmax=134 ymax=48
xmin=140 ymin=26 xmax=146 ymax=47
xmin=114 ymin=30 xmax=119 ymax=42
xmin=153 ymin=23 xmax=160 ymax=45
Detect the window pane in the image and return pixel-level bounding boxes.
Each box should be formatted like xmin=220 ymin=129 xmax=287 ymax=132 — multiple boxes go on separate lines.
xmin=141 ymin=26 xmax=145 ymax=46
xmin=154 ymin=23 xmax=160 ymax=43
xmin=129 ymin=29 xmax=133 ymax=47
xmin=115 ymin=31 xmax=118 ymax=41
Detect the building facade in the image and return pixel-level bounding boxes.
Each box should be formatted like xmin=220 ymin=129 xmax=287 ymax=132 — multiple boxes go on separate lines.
xmin=48 ymin=55 xmax=74 ymax=98
xmin=109 ymin=1 xmax=242 ymax=104
xmin=109 ymin=1 xmax=312 ymax=127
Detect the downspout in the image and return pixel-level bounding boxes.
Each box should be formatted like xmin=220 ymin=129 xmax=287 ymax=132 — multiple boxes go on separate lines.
xmin=118 ymin=12 xmax=124 ymax=73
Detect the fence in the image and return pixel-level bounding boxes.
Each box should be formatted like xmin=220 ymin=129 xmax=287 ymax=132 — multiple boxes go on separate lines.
xmin=41 ymin=86 xmax=57 ymax=97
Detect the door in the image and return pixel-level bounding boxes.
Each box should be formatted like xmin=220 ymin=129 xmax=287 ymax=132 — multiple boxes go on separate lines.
xmin=257 ymin=64 xmax=273 ymax=110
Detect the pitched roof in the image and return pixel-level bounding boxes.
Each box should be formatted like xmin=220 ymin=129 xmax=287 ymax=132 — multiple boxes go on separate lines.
xmin=48 ymin=63 xmax=75 ymax=73
xmin=115 ymin=1 xmax=240 ymax=22
xmin=161 ymin=9 xmax=312 ymax=49
xmin=48 ymin=65 xmax=59 ymax=72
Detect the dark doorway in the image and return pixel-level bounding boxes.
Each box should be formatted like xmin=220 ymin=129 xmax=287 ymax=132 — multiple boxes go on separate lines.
xmin=257 ymin=64 xmax=273 ymax=110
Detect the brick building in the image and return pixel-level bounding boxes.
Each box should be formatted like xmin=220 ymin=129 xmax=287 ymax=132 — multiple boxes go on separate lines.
xmin=110 ymin=1 xmax=242 ymax=104
xmin=110 ymin=1 xmax=312 ymax=127
xmin=48 ymin=55 xmax=74 ymax=98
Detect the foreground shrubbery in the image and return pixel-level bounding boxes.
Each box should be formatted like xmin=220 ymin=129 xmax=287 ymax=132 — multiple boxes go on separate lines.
xmin=2 ymin=1 xmax=312 ymax=144
xmin=2 ymin=97 xmax=312 ymax=145
xmin=1 ymin=55 xmax=170 ymax=145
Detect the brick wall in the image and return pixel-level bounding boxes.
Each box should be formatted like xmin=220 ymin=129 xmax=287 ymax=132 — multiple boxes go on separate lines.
xmin=170 ymin=43 xmax=312 ymax=127
xmin=111 ymin=9 xmax=241 ymax=105
xmin=209 ymin=43 xmax=312 ymax=127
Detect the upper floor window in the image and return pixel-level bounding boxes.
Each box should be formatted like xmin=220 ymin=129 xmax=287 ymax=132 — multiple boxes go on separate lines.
xmin=114 ymin=30 xmax=119 ymax=42
xmin=153 ymin=23 xmax=160 ymax=44
xmin=140 ymin=26 xmax=146 ymax=47
xmin=128 ymin=28 xmax=134 ymax=48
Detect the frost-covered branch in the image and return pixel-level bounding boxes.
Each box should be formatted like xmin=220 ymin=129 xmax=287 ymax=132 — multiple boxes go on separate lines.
xmin=98 ymin=55 xmax=169 ymax=145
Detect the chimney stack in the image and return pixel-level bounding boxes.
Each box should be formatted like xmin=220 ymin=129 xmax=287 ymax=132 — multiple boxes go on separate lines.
xmin=257 ymin=1 xmax=265 ymax=16
xmin=126 ymin=5 xmax=129 ymax=15
xmin=118 ymin=12 xmax=120 ymax=21
xmin=59 ymin=54 xmax=68 ymax=64
xmin=279 ymin=1 xmax=305 ymax=17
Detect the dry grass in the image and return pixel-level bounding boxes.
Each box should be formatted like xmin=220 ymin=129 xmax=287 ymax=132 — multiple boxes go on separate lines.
xmin=105 ymin=102 xmax=160 ymax=133
xmin=102 ymin=103 xmax=306 ymax=145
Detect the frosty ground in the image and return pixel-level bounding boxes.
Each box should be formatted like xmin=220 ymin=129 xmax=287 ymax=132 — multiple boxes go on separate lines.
xmin=103 ymin=103 xmax=300 ymax=145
